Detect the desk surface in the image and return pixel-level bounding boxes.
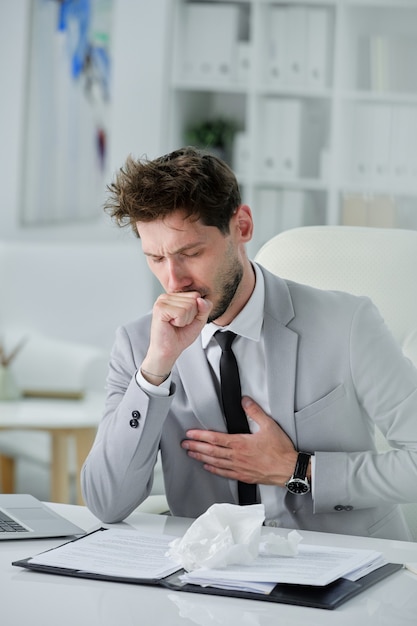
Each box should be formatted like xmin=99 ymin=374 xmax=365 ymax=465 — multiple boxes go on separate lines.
xmin=2 ymin=503 xmax=417 ymax=626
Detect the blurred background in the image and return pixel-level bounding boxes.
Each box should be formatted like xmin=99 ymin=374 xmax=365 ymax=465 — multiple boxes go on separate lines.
xmin=1 ymin=0 xmax=417 ymax=503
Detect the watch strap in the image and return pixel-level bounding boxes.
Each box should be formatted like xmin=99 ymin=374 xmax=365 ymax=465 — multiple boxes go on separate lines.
xmin=293 ymin=452 xmax=311 ymax=479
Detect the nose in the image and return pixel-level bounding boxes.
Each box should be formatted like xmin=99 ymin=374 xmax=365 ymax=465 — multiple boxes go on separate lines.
xmin=166 ymin=259 xmax=192 ymax=292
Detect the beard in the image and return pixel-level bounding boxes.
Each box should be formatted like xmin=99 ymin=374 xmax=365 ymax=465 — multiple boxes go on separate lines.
xmin=206 ymin=247 xmax=244 ymax=323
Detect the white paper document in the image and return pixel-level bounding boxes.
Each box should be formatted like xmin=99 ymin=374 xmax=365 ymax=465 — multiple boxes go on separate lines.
xmin=29 ymin=529 xmax=180 ymax=580
xmin=26 ymin=527 xmax=386 ymax=595
xmin=180 ymin=544 xmax=387 ymax=592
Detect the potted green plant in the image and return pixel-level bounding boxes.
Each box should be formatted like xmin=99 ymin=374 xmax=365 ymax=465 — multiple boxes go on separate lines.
xmin=185 ymin=117 xmax=239 ymax=163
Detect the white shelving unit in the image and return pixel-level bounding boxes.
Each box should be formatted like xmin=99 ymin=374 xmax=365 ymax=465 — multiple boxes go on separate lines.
xmin=165 ymin=0 xmax=417 ymax=256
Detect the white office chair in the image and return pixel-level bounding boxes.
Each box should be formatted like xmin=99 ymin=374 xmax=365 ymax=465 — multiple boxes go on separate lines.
xmin=255 ymin=225 xmax=417 ymax=540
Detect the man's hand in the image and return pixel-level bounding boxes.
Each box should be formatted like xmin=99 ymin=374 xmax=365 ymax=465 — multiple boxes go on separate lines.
xmin=141 ymin=292 xmax=213 ymax=384
xmin=181 ymin=396 xmax=299 ymax=486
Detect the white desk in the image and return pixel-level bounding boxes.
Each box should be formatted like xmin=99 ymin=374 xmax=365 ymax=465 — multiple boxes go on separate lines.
xmin=0 ymin=393 xmax=103 ymax=503
xmin=2 ymin=503 xmax=417 ymax=625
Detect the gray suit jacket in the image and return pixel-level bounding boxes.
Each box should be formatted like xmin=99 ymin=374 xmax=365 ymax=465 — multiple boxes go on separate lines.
xmin=82 ymin=265 xmax=417 ymax=540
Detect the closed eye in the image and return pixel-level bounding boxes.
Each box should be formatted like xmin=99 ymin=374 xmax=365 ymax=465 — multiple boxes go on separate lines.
xmin=181 ymin=251 xmax=201 ymax=258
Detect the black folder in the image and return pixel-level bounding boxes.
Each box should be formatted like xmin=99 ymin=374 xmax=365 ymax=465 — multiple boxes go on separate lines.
xmin=12 ymin=529 xmax=402 ymax=611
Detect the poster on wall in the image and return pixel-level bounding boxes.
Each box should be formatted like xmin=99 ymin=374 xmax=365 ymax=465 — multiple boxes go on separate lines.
xmin=21 ymin=0 xmax=113 ymax=226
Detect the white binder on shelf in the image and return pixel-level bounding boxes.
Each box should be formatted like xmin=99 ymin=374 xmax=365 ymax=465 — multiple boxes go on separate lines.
xmin=306 ymin=8 xmax=330 ymax=90
xmin=389 ymin=106 xmax=413 ymax=183
xmin=370 ymin=104 xmax=392 ymax=183
xmin=284 ymin=6 xmax=308 ymax=87
xmin=350 ymin=103 xmax=374 ymax=182
xmin=279 ymin=99 xmax=303 ymax=180
xmin=181 ymin=3 xmax=240 ymax=83
xmin=259 ymin=98 xmax=303 ymax=181
xmin=265 ymin=5 xmax=287 ymax=86
xmin=259 ymin=98 xmax=283 ymax=180
xmin=299 ymin=100 xmax=327 ymax=179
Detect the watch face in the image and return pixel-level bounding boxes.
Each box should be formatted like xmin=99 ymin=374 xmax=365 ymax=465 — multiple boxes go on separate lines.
xmin=286 ymin=478 xmax=310 ymax=495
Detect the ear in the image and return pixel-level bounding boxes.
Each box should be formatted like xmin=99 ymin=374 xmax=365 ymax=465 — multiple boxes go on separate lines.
xmin=234 ymin=204 xmax=253 ymax=242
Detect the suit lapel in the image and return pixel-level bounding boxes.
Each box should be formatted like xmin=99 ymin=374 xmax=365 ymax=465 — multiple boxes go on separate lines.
xmin=261 ymin=267 xmax=299 ymax=445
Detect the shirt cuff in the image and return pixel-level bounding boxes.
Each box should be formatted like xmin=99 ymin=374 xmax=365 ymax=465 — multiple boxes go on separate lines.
xmin=135 ymin=369 xmax=171 ymax=397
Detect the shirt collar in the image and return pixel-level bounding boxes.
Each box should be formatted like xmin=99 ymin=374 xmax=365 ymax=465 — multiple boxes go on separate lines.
xmin=201 ymin=262 xmax=265 ymax=348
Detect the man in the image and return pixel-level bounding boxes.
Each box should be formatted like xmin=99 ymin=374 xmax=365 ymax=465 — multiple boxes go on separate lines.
xmin=82 ymin=147 xmax=417 ymax=540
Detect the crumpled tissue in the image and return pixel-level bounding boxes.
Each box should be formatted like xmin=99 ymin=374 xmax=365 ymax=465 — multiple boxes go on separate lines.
xmin=260 ymin=529 xmax=302 ymax=556
xmin=167 ymin=503 xmax=302 ymax=571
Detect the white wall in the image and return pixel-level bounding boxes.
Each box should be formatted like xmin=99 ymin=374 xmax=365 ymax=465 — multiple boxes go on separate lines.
xmin=0 ymin=0 xmax=172 ymax=243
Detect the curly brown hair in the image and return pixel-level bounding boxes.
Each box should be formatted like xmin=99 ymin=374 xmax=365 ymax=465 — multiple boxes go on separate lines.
xmin=104 ymin=147 xmax=242 ymax=237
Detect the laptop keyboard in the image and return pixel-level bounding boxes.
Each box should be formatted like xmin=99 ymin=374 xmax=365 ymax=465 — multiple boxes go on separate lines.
xmin=0 ymin=510 xmax=28 ymax=533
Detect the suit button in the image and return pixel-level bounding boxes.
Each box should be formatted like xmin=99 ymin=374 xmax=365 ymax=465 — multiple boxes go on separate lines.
xmin=131 ymin=410 xmax=140 ymax=419
xmin=334 ymin=505 xmax=344 ymax=511
xmin=345 ymin=505 xmax=354 ymax=511
xmin=129 ymin=418 xmax=139 ymax=428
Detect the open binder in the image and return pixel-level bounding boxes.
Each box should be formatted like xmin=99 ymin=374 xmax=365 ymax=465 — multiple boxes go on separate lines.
xmin=12 ymin=528 xmax=402 ymax=611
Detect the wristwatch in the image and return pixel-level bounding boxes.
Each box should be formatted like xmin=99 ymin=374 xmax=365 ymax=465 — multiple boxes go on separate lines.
xmin=285 ymin=452 xmax=311 ymax=495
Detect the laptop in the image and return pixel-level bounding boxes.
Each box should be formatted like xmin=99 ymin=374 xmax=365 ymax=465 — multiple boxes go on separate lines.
xmin=0 ymin=494 xmax=85 ymax=540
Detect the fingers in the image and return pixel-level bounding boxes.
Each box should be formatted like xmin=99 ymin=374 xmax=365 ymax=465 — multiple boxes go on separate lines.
xmin=196 ymin=296 xmax=213 ymax=321
xmin=154 ymin=292 xmax=212 ymax=327
xmin=241 ymin=396 xmax=271 ymax=426
xmin=146 ymin=293 xmax=213 ymax=374
xmin=156 ymin=292 xmax=198 ymax=326
xmin=181 ymin=432 xmax=253 ymax=481
xmin=242 ymin=396 xmax=294 ymax=450
xmin=184 ymin=429 xmax=233 ymax=446
xmin=182 ymin=439 xmax=233 ymax=463
xmin=182 ymin=430 xmax=244 ymax=465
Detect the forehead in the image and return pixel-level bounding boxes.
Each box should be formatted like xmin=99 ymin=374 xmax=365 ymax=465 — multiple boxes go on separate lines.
xmin=137 ymin=212 xmax=224 ymax=254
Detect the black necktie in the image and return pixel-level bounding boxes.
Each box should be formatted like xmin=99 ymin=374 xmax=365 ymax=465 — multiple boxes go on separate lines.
xmin=215 ymin=331 xmax=257 ymax=505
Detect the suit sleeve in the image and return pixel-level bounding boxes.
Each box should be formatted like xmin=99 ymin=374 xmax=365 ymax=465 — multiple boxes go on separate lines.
xmin=313 ymin=298 xmax=417 ymax=513
xmin=81 ymin=325 xmax=174 ymax=523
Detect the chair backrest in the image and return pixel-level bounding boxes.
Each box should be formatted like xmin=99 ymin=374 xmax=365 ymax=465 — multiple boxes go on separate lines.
xmin=255 ymin=225 xmax=417 ymax=368
xmin=255 ymin=225 xmax=417 ymax=539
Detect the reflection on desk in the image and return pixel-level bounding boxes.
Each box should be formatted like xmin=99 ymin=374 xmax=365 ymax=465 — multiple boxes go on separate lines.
xmin=3 ymin=503 xmax=417 ymax=626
